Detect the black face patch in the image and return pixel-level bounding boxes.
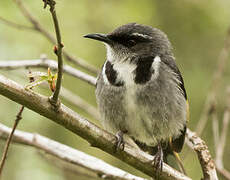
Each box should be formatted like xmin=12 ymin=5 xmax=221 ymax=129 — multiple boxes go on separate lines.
xmin=105 ymin=61 xmax=124 ymax=87
xmin=134 ymin=56 xmax=154 ymax=84
xmin=108 ymin=33 xmax=150 ymax=48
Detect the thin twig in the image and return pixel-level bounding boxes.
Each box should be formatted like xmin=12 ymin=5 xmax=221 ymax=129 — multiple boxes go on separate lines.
xmin=186 ymin=129 xmax=218 ymax=180
xmin=0 ymin=106 xmax=24 ymax=177
xmin=43 ymin=0 xmax=63 ymax=104
xmin=11 ymin=0 xmax=98 ymax=74
xmin=0 ymin=59 xmax=97 ymax=86
xmin=0 ymin=16 xmax=34 ymax=30
xmin=211 ymin=107 xmax=219 ymax=152
xmin=196 ymin=27 xmax=230 ymax=135
xmin=216 ymin=167 xmax=230 ymax=180
xmin=0 ymin=74 xmax=191 ymax=180
xmin=0 ymin=69 xmax=34 ymax=177
xmin=216 ymin=109 xmax=230 ymax=167
xmin=0 ymin=123 xmax=147 ymax=180
xmin=215 ymin=87 xmax=230 ymax=176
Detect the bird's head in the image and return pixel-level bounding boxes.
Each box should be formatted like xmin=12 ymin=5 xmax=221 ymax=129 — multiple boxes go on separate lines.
xmin=84 ymin=23 xmax=172 ymax=62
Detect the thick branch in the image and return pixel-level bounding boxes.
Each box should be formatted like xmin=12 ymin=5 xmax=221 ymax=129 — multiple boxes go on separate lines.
xmin=0 ymin=74 xmax=190 ymax=180
xmin=0 ymin=123 xmax=146 ymax=180
xmin=186 ymin=129 xmax=218 ymax=180
xmin=0 ymin=59 xmax=97 ymax=86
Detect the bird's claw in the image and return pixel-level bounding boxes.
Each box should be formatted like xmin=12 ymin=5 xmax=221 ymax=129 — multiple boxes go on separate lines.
xmin=153 ymin=144 xmax=163 ymax=172
xmin=114 ymin=131 xmax=125 ymax=152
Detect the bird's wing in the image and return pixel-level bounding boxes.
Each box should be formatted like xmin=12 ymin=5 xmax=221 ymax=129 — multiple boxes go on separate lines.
xmin=161 ymin=56 xmax=187 ymax=100
xmin=161 ymin=55 xmax=188 ymax=153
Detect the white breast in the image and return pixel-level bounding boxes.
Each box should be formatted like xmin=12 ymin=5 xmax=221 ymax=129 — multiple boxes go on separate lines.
xmin=113 ymin=62 xmax=136 ymax=86
xmin=112 ymin=55 xmax=161 ymax=85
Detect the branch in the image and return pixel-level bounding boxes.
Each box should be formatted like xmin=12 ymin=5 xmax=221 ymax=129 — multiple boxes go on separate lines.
xmin=186 ymin=129 xmax=218 ymax=180
xmin=211 ymin=108 xmax=219 ymax=150
xmin=0 ymin=59 xmax=97 ymax=86
xmin=61 ymin=87 xmax=100 ymax=121
xmin=11 ymin=0 xmax=99 ymax=74
xmin=0 ymin=58 xmax=100 ymax=119
xmin=43 ymin=0 xmax=64 ymax=104
xmin=0 ymin=74 xmax=191 ymax=180
xmin=0 ymin=57 xmax=100 ymax=120
xmin=216 ymin=167 xmax=230 ymax=180
xmin=214 ymin=87 xmax=230 ymax=180
xmin=0 ymin=123 xmax=146 ymax=180
xmin=215 ymin=109 xmax=229 ymax=168
xmin=0 ymin=59 xmax=99 ymax=120
xmin=0 ymin=106 xmax=24 ymax=176
xmin=0 ymin=58 xmax=99 ymax=119
xmin=0 ymin=16 xmax=34 ymax=30
xmin=196 ymin=27 xmax=230 ymax=135
xmin=0 ymin=70 xmax=34 ymax=176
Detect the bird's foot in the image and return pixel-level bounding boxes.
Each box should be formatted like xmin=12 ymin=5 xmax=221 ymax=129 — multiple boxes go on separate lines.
xmin=114 ymin=131 xmax=125 ymax=152
xmin=153 ymin=143 xmax=163 ymax=172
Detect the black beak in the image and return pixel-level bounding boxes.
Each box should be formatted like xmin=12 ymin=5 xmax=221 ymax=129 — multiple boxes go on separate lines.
xmin=83 ymin=33 xmax=112 ymax=44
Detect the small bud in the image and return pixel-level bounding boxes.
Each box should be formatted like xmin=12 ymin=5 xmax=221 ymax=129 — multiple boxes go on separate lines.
xmin=49 ymin=80 xmax=56 ymax=92
xmin=53 ymin=45 xmax=58 ymax=55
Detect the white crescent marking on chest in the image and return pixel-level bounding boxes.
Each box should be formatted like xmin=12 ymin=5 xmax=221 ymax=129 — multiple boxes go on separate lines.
xmin=113 ymin=62 xmax=136 ymax=86
xmin=151 ymin=56 xmax=161 ymax=79
xmin=102 ymin=62 xmax=109 ymax=84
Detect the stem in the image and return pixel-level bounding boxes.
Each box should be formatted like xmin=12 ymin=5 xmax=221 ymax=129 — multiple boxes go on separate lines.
xmin=11 ymin=0 xmax=98 ymax=74
xmin=44 ymin=0 xmax=64 ymax=104
xmin=0 ymin=106 xmax=24 ymax=176
xmin=0 ymin=59 xmax=97 ymax=86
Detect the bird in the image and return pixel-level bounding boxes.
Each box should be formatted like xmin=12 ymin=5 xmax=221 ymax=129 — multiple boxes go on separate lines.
xmin=84 ymin=23 xmax=188 ymax=171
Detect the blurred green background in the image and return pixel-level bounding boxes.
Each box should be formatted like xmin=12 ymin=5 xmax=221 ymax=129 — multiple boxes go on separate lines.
xmin=0 ymin=0 xmax=230 ymax=179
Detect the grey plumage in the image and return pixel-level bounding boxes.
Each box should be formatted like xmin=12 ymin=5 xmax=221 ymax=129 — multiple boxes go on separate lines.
xmin=85 ymin=23 xmax=188 ymax=159
xmin=96 ymin=57 xmax=186 ymax=147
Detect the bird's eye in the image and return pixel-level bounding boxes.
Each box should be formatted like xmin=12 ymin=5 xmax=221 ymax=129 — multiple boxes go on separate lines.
xmin=127 ymin=39 xmax=136 ymax=47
